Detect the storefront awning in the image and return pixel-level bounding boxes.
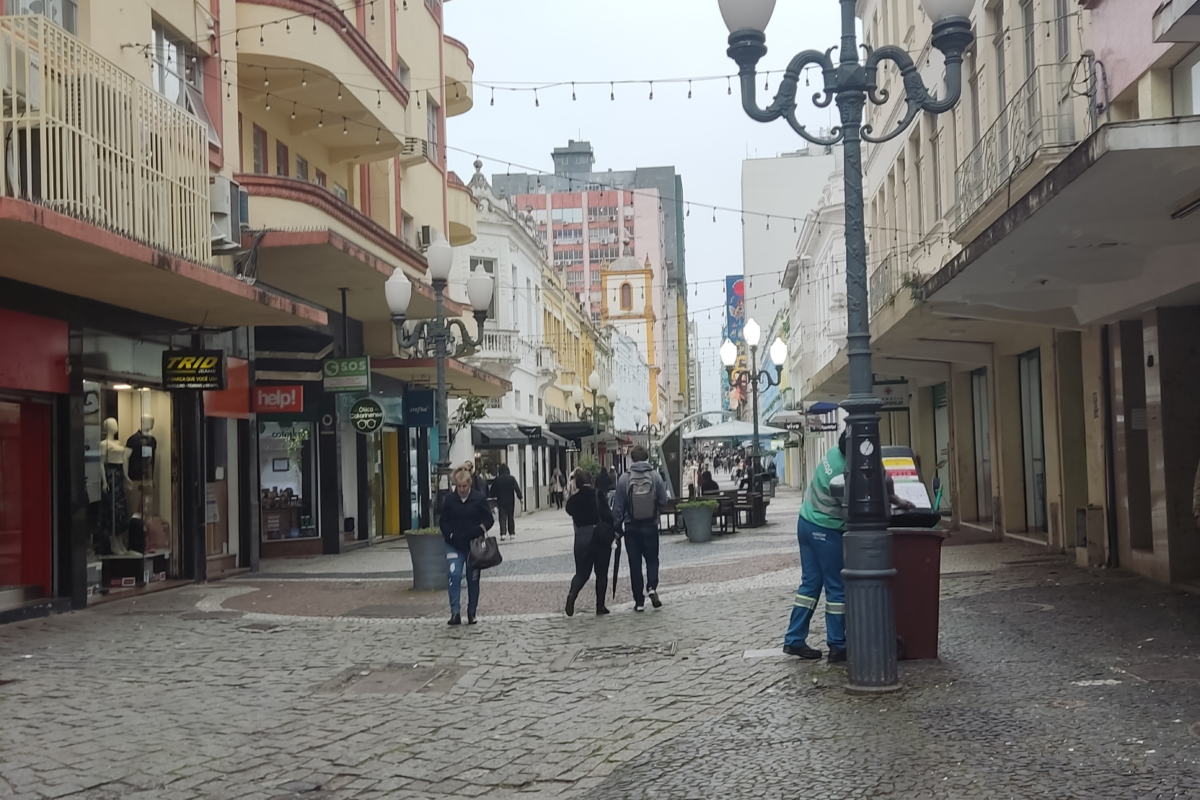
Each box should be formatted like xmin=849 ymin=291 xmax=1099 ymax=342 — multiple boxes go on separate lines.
xmin=472 ymin=422 xmax=568 ymax=449
xmin=549 ymin=421 xmax=601 ymax=442
xmin=370 ymin=357 xmax=510 ymax=399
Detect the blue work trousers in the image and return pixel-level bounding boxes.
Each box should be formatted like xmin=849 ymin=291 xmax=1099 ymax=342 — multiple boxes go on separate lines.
xmin=446 ymin=543 xmax=480 ymax=617
xmin=784 ymin=516 xmax=846 ymax=649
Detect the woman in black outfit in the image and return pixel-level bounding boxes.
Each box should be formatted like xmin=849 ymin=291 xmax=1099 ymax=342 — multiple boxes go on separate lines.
xmin=564 ymin=469 xmax=614 ymax=616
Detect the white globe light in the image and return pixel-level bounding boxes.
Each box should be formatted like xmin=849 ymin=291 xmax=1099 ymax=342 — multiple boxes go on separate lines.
xmin=384 ymin=270 xmax=412 ymax=317
xmin=718 ymin=0 xmax=776 ymax=34
xmin=571 ymin=385 xmax=585 ymax=406
xmin=426 ymin=235 xmax=454 ymax=281
xmin=466 ymin=274 xmax=493 ymax=313
xmin=920 ymin=0 xmax=974 ymax=21
xmin=588 ymin=370 xmax=602 ymax=392
xmin=743 ymin=317 xmax=762 ymax=347
xmin=607 ymin=385 xmax=620 ymax=403
xmin=770 ymin=337 xmax=788 ymax=367
xmin=719 ymin=339 xmax=738 ymax=367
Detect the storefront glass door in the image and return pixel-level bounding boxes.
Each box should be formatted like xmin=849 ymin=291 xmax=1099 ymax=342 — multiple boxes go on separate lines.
xmin=1019 ymin=350 xmax=1048 ymax=532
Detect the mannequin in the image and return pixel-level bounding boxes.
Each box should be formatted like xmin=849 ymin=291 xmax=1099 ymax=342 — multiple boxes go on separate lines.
xmin=126 ymin=415 xmax=157 ymax=518
xmin=95 ymin=418 xmax=132 ymax=556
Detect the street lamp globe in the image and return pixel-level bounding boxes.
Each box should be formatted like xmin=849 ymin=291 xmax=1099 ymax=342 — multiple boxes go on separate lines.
xmin=384 ymin=270 xmax=412 ymax=318
xmin=587 ymin=370 xmax=602 ymax=392
xmin=718 ymin=0 xmax=776 ymax=33
xmin=426 ymin=235 xmax=455 ymax=282
xmin=920 ymin=0 xmax=974 ymax=21
xmin=466 ymin=274 xmax=494 ymax=313
xmin=769 ymin=337 xmax=788 ymax=367
xmin=607 ymin=385 xmax=620 ymax=404
xmin=571 ymin=385 xmax=585 ymax=407
xmin=719 ymin=339 xmax=738 ymax=367
xmin=743 ymin=317 xmax=762 ymax=347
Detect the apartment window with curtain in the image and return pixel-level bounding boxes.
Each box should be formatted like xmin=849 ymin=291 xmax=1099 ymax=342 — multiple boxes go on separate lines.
xmin=5 ymin=0 xmax=76 ymax=34
xmin=252 ymin=126 xmax=268 ymax=174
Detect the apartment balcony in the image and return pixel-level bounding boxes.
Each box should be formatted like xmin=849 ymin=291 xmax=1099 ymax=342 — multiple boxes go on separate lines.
xmin=237 ymin=173 xmax=463 ymax=327
xmin=443 ymin=36 xmax=474 ymax=117
xmin=0 ymin=16 xmax=323 ymax=327
xmin=466 ymin=325 xmax=540 ymax=379
xmin=952 ymin=64 xmax=1083 ymax=242
xmin=868 ymin=252 xmax=913 ymax=321
xmin=447 ymin=171 xmax=477 ymax=246
xmin=236 ymin=0 xmax=408 ymax=163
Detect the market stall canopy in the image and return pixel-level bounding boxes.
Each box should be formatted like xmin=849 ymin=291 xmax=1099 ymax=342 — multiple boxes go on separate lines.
xmin=682 ymin=419 xmax=789 ymax=440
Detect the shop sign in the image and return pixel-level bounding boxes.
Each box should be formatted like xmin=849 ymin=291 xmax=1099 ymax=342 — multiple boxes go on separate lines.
xmin=518 ymin=425 xmax=542 ymax=442
xmin=404 ymin=390 xmax=435 ymax=427
xmin=163 ymin=350 xmax=227 ymax=391
xmin=322 ymin=357 xmax=370 ymax=393
xmin=873 ymin=381 xmax=910 ymax=410
xmin=254 ymin=385 xmax=304 ymax=414
xmin=349 ymin=398 xmax=385 ymax=434
xmin=882 ymin=455 xmax=932 ymax=509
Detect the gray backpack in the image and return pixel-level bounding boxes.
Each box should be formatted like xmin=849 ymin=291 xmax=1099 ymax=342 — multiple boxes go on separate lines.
xmin=627 ymin=471 xmax=658 ymax=521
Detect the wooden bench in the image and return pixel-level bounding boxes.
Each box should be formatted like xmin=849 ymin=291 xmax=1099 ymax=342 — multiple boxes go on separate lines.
xmin=735 ymin=491 xmax=771 ymax=528
xmin=702 ymin=489 xmax=739 ymax=534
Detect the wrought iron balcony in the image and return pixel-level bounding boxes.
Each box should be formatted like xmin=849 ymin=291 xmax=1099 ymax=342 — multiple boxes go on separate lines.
xmin=0 ymin=15 xmax=211 ymax=265
xmin=868 ymin=252 xmax=913 ymax=320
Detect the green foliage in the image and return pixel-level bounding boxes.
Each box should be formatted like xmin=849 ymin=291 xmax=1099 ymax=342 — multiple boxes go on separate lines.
xmin=451 ymin=395 xmax=487 ymax=435
xmin=577 ymin=456 xmax=602 ymax=478
xmin=678 ymin=499 xmax=719 ymax=510
xmin=408 ymin=527 xmax=442 ymax=536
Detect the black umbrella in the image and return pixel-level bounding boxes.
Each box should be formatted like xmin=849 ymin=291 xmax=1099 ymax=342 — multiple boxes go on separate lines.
xmin=611 ymin=534 xmax=622 ymax=599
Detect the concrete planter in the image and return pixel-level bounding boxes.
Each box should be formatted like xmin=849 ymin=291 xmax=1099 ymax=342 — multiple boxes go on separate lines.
xmin=680 ymin=506 xmax=715 ymax=543
xmin=407 ymin=534 xmax=447 ymax=591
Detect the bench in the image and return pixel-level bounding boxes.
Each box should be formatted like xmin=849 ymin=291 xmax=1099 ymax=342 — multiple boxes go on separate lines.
xmin=735 ymin=491 xmax=770 ymax=528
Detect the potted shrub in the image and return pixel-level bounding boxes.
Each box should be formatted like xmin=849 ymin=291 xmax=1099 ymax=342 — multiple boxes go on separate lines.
xmin=405 ymin=527 xmax=446 ymax=591
xmin=678 ymin=499 xmax=718 ymax=543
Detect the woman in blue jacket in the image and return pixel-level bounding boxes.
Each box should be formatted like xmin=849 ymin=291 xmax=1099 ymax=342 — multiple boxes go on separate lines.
xmin=440 ymin=467 xmax=495 ymax=626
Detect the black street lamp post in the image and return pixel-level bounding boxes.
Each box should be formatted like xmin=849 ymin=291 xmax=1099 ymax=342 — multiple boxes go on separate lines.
xmin=720 ymin=0 xmax=974 ymax=691
xmin=386 ymin=235 xmax=494 ymax=524
xmin=721 ymin=326 xmax=787 ymax=511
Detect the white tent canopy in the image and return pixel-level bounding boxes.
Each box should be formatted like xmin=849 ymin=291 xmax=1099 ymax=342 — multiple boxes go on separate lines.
xmin=682 ymin=419 xmax=789 ymax=440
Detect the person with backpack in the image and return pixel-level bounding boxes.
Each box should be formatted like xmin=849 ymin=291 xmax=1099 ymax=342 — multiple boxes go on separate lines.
xmin=611 ymin=445 xmax=670 ymax=612
xmin=488 ymin=463 xmax=523 ymax=541
xmin=563 ymin=469 xmax=614 ymax=616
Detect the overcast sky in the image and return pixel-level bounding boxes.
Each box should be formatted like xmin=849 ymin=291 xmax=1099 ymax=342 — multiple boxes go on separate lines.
xmin=445 ymin=0 xmax=843 ymax=413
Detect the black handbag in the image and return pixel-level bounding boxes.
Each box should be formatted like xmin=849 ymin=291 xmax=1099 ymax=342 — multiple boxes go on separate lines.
xmin=468 ymin=535 xmax=503 ymax=570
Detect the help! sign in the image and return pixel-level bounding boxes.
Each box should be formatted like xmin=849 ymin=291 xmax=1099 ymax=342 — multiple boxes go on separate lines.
xmin=253 ymin=385 xmax=304 ymax=414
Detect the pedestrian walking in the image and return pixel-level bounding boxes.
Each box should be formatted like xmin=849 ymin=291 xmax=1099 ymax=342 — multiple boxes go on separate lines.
xmin=550 ymin=467 xmax=565 ymax=509
xmin=783 ymin=432 xmax=848 ymax=662
xmin=465 ymin=461 xmax=488 ymax=495
xmin=488 ymin=463 xmax=523 ymax=541
xmin=564 ymin=469 xmax=614 ymax=616
xmin=440 ymin=467 xmax=495 ymax=626
xmin=612 ymin=445 xmax=670 ymax=612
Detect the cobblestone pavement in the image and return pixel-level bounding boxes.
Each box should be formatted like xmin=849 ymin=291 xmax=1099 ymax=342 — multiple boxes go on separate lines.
xmin=3 ymin=489 xmax=1200 ymax=799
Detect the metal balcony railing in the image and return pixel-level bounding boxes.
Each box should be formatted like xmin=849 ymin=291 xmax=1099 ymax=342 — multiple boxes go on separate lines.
xmin=868 ymin=253 xmax=913 ymax=320
xmin=0 ymin=16 xmax=210 ymax=264
xmin=473 ymin=327 xmax=540 ymax=367
xmin=953 ymin=63 xmax=1080 ymax=231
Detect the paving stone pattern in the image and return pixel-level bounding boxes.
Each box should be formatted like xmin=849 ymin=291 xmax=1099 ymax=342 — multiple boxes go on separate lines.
xmin=3 ymin=490 xmax=1200 ymax=799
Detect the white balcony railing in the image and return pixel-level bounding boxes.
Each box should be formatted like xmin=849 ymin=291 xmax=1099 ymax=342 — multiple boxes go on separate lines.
xmin=953 ymin=63 xmax=1080 ymax=231
xmin=473 ymin=327 xmax=540 ymax=367
xmin=0 ymin=16 xmax=211 ymax=264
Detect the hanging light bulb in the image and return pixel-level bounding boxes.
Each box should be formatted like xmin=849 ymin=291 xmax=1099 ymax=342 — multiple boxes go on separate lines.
xmin=376 ymin=129 xmax=381 ymax=145
xmin=301 ymin=70 xmax=307 ymax=87
xmin=263 ymin=69 xmax=269 ymax=87
xmin=318 ymin=112 xmax=324 ymax=128
xmin=259 ymin=26 xmax=264 ymax=46
xmin=291 ymin=102 xmax=296 ymax=120
xmin=342 ymin=116 xmax=348 ymax=135
xmin=337 ymin=83 xmax=343 ymax=101
xmin=265 ymin=93 xmax=270 ymax=111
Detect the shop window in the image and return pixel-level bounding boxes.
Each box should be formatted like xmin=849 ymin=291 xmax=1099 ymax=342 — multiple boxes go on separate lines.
xmin=295 ymin=154 xmax=309 ymax=182
xmin=259 ymin=422 xmax=317 ymax=541
xmin=275 ymin=141 xmax=289 ymax=177
xmin=252 ymin=126 xmax=268 ymax=174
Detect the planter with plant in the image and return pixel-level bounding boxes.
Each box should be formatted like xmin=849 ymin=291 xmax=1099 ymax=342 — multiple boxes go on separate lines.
xmin=577 ymin=455 xmax=602 ymax=478
xmin=677 ymin=499 xmax=718 ymax=543
xmin=406 ymin=527 xmax=446 ymax=591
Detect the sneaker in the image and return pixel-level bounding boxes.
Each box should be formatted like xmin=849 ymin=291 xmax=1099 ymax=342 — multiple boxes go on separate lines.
xmin=448 ymin=614 xmax=461 ymax=626
xmin=634 ymin=604 xmax=645 ymax=612
xmin=827 ymin=647 xmax=847 ymax=664
xmin=648 ymin=589 xmax=663 ymax=609
xmin=783 ymin=643 xmax=822 ymax=660
xmin=565 ymin=592 xmax=577 ymax=617
xmin=595 ymin=605 xmax=610 ymax=616
xmin=468 ymin=614 xmax=477 ymax=625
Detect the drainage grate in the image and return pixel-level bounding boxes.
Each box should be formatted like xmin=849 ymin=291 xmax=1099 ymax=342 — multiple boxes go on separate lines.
xmin=573 ymin=642 xmax=677 ymax=664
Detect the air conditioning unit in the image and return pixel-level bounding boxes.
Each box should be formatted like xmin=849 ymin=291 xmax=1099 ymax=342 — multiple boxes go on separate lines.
xmin=588 ymin=215 xmax=596 ymax=222
xmin=399 ymin=136 xmax=431 ymax=166
xmin=210 ymin=176 xmax=244 ymax=253
xmin=609 ymin=215 xmax=616 ymax=221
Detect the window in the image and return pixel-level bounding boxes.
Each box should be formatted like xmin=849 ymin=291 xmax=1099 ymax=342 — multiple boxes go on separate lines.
xmin=275 ymin=141 xmax=289 ymax=177
xmin=914 ymin=153 xmax=924 ymax=235
xmin=396 ymin=58 xmax=411 ymax=90
xmin=295 ymin=155 xmax=309 ymax=182
xmin=150 ymin=20 xmax=219 ymax=147
xmin=470 ymin=257 xmax=497 ymax=319
xmin=6 ymin=0 xmax=76 ymax=34
xmin=252 ymin=126 xmax=268 ymax=174
xmin=333 ymin=183 xmax=348 ymax=203
xmin=929 ymin=120 xmax=942 ymax=220
xmin=515 ymin=393 xmax=522 ymax=412
xmin=620 ymin=282 xmax=633 ymax=311
xmin=427 ymin=99 xmax=440 ymax=161
xmin=402 ymin=212 xmax=415 ymax=245
xmin=1054 ymin=0 xmax=1070 ymax=62
xmin=992 ymin=5 xmax=1007 ymax=110
xmin=315 ymin=169 xmax=327 ymax=188
xmin=1021 ymin=0 xmax=1036 ymax=78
